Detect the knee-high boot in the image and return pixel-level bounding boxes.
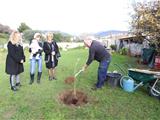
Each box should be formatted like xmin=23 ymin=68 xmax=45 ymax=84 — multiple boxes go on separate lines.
xmin=37 ymin=72 xmax=42 ymax=84
xmin=29 ymin=73 xmax=34 ymax=85
xmin=10 ymin=75 xmax=17 ymax=91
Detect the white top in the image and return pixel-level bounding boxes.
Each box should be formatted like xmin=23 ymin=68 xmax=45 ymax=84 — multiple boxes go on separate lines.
xmin=29 ymin=39 xmax=42 ymax=59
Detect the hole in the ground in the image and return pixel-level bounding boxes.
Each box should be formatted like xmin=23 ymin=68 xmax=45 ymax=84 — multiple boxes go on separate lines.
xmin=59 ymin=90 xmax=88 ymax=106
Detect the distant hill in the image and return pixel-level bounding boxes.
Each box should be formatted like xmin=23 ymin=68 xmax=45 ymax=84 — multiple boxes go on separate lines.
xmin=0 ymin=23 xmax=12 ymax=34
xmin=95 ymin=30 xmax=127 ymax=37
xmin=41 ymin=30 xmax=71 ymax=36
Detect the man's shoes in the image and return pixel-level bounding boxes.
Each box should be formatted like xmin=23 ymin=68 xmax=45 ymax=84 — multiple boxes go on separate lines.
xmin=91 ymin=87 xmax=97 ymax=91
xmin=91 ymin=85 xmax=98 ymax=91
xmin=91 ymin=85 xmax=102 ymax=91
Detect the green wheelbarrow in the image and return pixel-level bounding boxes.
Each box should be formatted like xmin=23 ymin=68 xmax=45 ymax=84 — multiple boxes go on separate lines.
xmin=124 ymin=68 xmax=160 ymax=97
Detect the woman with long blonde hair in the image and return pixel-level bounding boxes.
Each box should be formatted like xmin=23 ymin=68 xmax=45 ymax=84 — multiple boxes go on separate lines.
xmin=5 ymin=31 xmax=25 ymax=91
xmin=43 ymin=32 xmax=61 ymax=80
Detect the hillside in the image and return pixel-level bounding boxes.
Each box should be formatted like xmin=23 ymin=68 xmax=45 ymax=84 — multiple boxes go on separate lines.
xmin=95 ymin=30 xmax=127 ymax=37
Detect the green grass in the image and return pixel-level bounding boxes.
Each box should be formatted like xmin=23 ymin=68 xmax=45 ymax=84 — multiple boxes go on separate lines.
xmin=0 ymin=49 xmax=159 ymax=120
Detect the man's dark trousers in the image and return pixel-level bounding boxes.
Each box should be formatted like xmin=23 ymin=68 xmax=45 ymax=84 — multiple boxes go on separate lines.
xmin=96 ymin=58 xmax=111 ymax=88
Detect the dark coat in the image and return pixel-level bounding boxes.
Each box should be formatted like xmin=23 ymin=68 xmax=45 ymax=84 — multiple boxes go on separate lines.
xmin=43 ymin=41 xmax=61 ymax=69
xmin=5 ymin=41 xmax=25 ymax=75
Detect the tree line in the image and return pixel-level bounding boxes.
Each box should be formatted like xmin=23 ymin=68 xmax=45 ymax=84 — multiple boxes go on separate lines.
xmin=18 ymin=23 xmax=72 ymax=43
xmin=0 ymin=22 xmax=72 ymax=44
xmin=0 ymin=23 xmax=12 ymax=34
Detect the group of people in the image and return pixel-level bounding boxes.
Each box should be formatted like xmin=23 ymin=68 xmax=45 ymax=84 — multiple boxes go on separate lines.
xmin=5 ymin=31 xmax=61 ymax=91
xmin=5 ymin=31 xmax=111 ymax=91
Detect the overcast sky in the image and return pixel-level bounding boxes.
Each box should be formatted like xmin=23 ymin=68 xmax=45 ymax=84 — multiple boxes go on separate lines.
xmin=0 ymin=0 xmax=147 ymax=35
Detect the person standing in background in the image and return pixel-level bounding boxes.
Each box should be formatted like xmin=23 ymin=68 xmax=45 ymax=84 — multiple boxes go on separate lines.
xmin=29 ymin=33 xmax=43 ymax=84
xmin=43 ymin=32 xmax=61 ymax=80
xmin=5 ymin=31 xmax=25 ymax=91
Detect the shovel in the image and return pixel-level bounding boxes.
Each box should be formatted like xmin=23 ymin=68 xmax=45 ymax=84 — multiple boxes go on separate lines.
xmin=74 ymin=69 xmax=83 ymax=78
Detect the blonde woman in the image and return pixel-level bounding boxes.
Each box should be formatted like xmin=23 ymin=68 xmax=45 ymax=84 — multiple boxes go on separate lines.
xmin=5 ymin=31 xmax=25 ymax=91
xmin=29 ymin=33 xmax=43 ymax=84
xmin=43 ymin=32 xmax=61 ymax=80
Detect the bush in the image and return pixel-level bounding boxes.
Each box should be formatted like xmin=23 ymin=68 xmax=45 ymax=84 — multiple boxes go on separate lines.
xmin=110 ymin=44 xmax=117 ymax=50
xmin=119 ymin=47 xmax=128 ymax=55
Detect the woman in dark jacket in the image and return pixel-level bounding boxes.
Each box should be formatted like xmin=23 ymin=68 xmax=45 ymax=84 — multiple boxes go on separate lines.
xmin=43 ymin=32 xmax=61 ymax=80
xmin=5 ymin=31 xmax=25 ymax=91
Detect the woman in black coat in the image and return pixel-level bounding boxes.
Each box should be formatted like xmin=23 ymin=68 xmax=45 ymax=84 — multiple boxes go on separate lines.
xmin=43 ymin=32 xmax=61 ymax=80
xmin=5 ymin=31 xmax=25 ymax=91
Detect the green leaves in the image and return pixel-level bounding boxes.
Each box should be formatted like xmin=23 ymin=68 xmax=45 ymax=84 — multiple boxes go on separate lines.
xmin=17 ymin=22 xmax=31 ymax=33
xmin=131 ymin=0 xmax=160 ymax=54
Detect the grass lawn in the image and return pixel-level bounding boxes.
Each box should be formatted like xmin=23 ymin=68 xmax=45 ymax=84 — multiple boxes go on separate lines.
xmin=0 ymin=48 xmax=159 ymax=120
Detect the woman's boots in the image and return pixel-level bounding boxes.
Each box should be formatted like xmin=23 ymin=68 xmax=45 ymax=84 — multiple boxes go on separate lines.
xmin=10 ymin=75 xmax=18 ymax=91
xmin=30 ymin=72 xmax=42 ymax=84
xmin=29 ymin=73 xmax=34 ymax=85
xmin=37 ymin=72 xmax=42 ymax=83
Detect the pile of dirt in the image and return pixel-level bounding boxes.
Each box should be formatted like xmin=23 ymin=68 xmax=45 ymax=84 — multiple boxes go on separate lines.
xmin=64 ymin=76 xmax=76 ymax=84
xmin=59 ymin=90 xmax=88 ymax=106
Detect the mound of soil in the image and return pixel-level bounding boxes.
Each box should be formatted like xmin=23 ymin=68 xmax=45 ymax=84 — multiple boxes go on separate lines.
xmin=64 ymin=76 xmax=76 ymax=84
xmin=59 ymin=90 xmax=88 ymax=106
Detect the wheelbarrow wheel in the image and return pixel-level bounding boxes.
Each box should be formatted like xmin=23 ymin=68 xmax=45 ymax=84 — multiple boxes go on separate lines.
xmin=147 ymin=82 xmax=154 ymax=96
xmin=149 ymin=89 xmax=160 ymax=97
xmin=149 ymin=81 xmax=160 ymax=98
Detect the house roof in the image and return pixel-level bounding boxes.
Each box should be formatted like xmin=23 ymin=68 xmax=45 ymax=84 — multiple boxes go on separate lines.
xmin=119 ymin=35 xmax=145 ymax=42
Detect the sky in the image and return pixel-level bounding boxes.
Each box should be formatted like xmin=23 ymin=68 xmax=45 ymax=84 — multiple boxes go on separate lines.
xmin=0 ymin=0 xmax=147 ymax=35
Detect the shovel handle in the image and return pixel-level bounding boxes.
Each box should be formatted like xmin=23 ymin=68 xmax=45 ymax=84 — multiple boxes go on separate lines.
xmin=74 ymin=69 xmax=83 ymax=77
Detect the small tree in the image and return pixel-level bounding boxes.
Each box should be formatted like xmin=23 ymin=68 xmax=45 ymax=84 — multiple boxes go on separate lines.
xmin=18 ymin=22 xmax=31 ymax=33
xmin=53 ymin=33 xmax=63 ymax=42
xmin=53 ymin=32 xmax=71 ymax=42
xmin=23 ymin=30 xmax=41 ymax=43
xmin=110 ymin=44 xmax=117 ymax=51
xmin=130 ymin=0 xmax=160 ymax=55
